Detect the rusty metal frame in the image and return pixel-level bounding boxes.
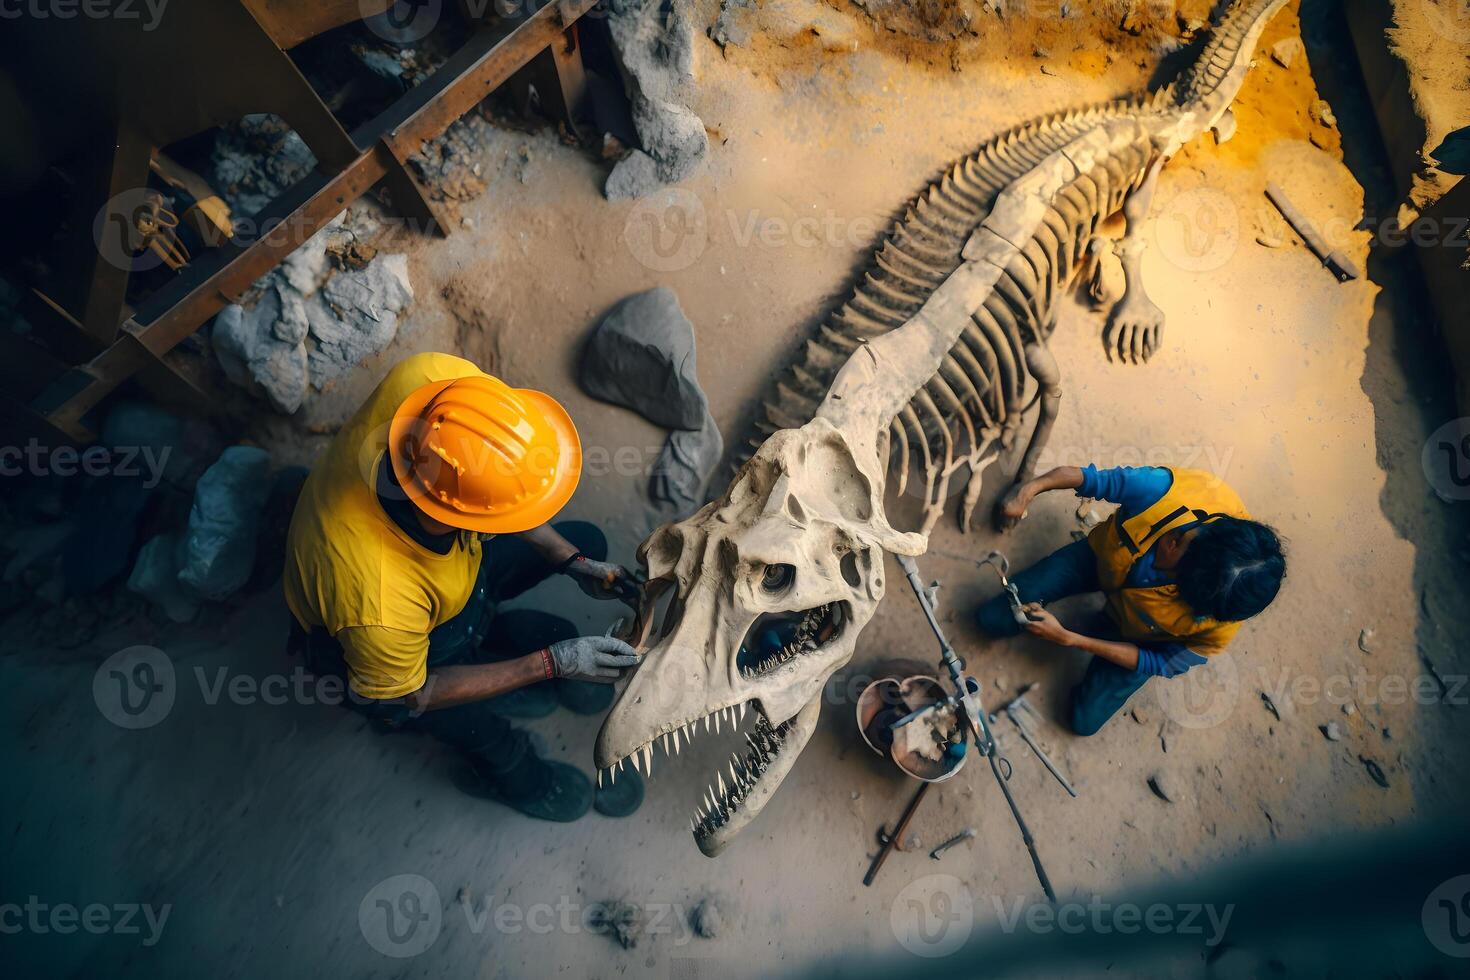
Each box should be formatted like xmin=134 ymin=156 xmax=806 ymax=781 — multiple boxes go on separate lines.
xmin=24 ymin=0 xmax=597 ymax=443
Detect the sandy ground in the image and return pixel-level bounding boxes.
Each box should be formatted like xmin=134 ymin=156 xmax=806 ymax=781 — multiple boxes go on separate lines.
xmin=6 ymin=2 xmax=1470 ymax=977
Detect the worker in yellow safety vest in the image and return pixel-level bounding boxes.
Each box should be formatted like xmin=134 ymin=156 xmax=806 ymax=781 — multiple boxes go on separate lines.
xmin=977 ymin=464 xmax=1286 ymax=735
xmin=284 ymin=352 xmax=644 ymax=822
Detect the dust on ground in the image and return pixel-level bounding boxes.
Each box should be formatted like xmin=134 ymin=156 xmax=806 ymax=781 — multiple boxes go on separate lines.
xmin=5 ymin=2 xmax=1469 ymax=976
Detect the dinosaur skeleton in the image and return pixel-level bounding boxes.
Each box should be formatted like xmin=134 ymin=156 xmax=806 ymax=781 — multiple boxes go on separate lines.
xmin=596 ymin=0 xmax=1290 ymax=856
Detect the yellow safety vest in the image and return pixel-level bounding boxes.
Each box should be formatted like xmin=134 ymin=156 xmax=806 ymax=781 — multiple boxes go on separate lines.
xmin=1086 ymin=468 xmax=1249 ymax=656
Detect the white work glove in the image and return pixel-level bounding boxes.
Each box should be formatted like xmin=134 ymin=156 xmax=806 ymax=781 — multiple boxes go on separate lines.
xmin=546 ymin=635 xmax=639 ymax=684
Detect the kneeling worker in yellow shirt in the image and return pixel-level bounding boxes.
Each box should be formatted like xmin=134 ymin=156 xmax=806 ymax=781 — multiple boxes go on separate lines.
xmin=284 ymin=352 xmax=641 ymax=822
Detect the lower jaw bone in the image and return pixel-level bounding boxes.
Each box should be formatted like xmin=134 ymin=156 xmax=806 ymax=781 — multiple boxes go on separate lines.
xmin=694 ymin=697 xmax=823 ymax=857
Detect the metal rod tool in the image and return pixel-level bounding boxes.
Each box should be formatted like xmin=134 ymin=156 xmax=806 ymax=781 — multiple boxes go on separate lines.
xmin=897 ymin=554 xmax=1057 ymax=904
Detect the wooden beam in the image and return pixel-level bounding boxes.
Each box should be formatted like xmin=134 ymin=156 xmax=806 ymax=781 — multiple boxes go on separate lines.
xmin=25 ymin=0 xmax=598 ymax=440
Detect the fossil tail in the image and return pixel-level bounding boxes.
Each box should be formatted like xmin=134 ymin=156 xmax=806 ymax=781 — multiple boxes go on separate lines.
xmin=1172 ymin=0 xmax=1292 ymax=134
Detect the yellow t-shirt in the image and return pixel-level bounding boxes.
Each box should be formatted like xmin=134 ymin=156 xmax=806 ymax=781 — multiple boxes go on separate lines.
xmin=283 ymin=352 xmax=486 ymax=699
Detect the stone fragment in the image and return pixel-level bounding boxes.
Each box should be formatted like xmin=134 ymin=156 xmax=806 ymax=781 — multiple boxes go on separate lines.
xmin=690 ymin=899 xmax=722 ymax=938
xmin=306 ymin=253 xmax=414 ymax=389
xmin=581 ymin=288 xmax=708 ymax=430
xmin=127 ymin=533 xmax=200 ymax=623
xmin=177 ymin=446 xmax=274 ymax=602
xmin=605 ymin=150 xmax=663 ymax=202
xmin=1270 ymin=37 xmax=1302 ymax=69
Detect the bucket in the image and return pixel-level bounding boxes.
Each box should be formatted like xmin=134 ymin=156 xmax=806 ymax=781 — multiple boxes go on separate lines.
xmin=856 ymin=672 xmax=969 ymax=782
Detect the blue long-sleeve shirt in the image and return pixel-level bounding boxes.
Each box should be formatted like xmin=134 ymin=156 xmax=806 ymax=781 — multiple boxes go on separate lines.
xmin=1077 ymin=464 xmax=1209 ymax=678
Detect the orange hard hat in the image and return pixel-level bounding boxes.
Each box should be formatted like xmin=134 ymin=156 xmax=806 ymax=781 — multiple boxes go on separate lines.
xmin=388 ymin=373 xmax=581 ymax=534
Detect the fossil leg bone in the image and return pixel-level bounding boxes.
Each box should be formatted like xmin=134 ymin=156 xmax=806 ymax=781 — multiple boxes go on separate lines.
xmin=1104 ymin=151 xmax=1167 ymax=364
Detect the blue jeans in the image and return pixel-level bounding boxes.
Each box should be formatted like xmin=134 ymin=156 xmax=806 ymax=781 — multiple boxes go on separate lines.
xmin=974 ymin=539 xmax=1149 ymax=736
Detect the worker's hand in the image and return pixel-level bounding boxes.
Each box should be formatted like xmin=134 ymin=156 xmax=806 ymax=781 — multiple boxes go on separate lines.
xmin=546 ymin=635 xmax=640 ymax=684
xmin=1020 ymin=603 xmax=1073 ymax=646
xmin=995 ymin=483 xmax=1032 ymax=531
xmin=563 ymin=555 xmax=643 ymax=608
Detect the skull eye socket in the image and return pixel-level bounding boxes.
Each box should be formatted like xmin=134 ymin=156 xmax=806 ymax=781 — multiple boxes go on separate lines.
xmin=761 ymin=563 xmax=796 ymax=594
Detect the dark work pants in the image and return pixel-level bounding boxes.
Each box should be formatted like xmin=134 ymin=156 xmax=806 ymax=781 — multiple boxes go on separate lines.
xmin=974 ymin=538 xmax=1150 ymax=736
xmin=309 ymin=521 xmax=607 ymax=774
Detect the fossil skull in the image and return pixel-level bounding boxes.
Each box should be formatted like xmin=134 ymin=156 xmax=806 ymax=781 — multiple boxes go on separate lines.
xmin=595 ymin=417 xmax=924 ymax=856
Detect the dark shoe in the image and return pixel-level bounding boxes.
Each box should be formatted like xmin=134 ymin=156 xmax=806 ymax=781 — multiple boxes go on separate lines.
xmin=594 ymin=765 xmax=644 ymax=818
xmin=456 ymin=754 xmax=593 ymax=822
xmin=484 ymin=683 xmax=558 ymax=719
xmin=554 ymin=678 xmax=616 ymax=715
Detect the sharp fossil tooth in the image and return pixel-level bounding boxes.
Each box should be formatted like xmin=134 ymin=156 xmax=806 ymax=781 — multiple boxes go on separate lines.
xmin=610 ymin=765 xmax=617 ymax=785
xmin=715 ymin=710 xmax=722 ymax=734
xmin=717 ymin=771 xmax=726 ymax=797
xmin=597 ymin=770 xmax=603 ymax=789
xmin=632 ymin=752 xmax=642 ymax=775
xmin=675 ymin=731 xmax=682 ymax=755
xmin=704 ymin=715 xmax=711 ymax=733
xmin=738 ymin=702 xmax=747 ymax=723
xmin=643 ymin=742 xmax=654 ymax=775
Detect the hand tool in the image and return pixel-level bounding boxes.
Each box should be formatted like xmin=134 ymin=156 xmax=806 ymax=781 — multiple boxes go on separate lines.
xmin=1002 ymin=685 xmax=1078 ymax=798
xmin=980 ymin=551 xmax=1040 ymax=626
xmin=1265 ymin=183 xmax=1360 ymax=283
xmin=929 ymin=828 xmax=976 ymax=861
xmin=863 ymin=782 xmax=930 ymax=886
xmin=896 ymin=554 xmax=1057 ymax=904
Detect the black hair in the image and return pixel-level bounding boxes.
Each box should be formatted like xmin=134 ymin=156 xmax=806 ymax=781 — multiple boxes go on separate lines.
xmin=1175 ymin=517 xmax=1286 ymax=622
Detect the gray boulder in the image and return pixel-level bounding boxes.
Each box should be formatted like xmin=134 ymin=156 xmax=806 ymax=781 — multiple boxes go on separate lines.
xmin=605 ymin=149 xmax=663 ymax=202
xmin=604 ymin=0 xmax=707 ymax=195
xmin=631 ymin=94 xmax=707 ymax=184
xmin=127 ymin=533 xmax=200 ymax=623
xmin=581 ymin=287 xmax=724 ymax=512
xmin=651 ymin=413 xmax=723 ymax=511
xmin=581 ymin=288 xmax=707 ymax=430
xmin=212 ymin=286 xmax=311 ymax=414
xmin=177 ymin=446 xmax=274 ymax=602
xmin=307 ymin=252 xmax=414 ymax=388
xmin=212 ymin=249 xmax=413 ymax=411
